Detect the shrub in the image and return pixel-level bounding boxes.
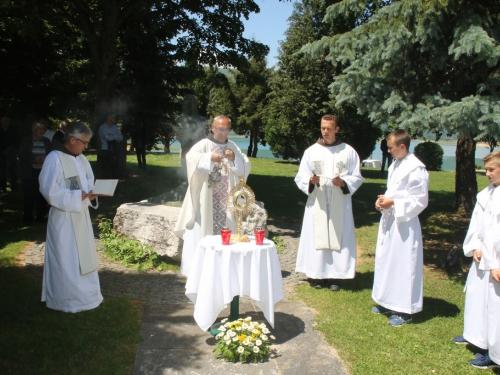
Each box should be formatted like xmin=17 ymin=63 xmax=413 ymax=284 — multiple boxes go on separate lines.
xmin=413 ymin=141 xmax=443 ymax=171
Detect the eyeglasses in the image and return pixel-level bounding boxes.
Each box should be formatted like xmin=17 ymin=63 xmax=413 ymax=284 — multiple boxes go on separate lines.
xmin=214 ymin=127 xmax=230 ymax=133
xmin=76 ymin=139 xmax=89 ymax=146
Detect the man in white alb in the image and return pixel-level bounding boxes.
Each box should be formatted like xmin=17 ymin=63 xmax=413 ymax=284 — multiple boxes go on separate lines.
xmin=174 ymin=115 xmax=251 ymax=276
xmin=39 ymin=122 xmax=103 ymax=313
xmin=295 ymin=114 xmax=364 ymax=291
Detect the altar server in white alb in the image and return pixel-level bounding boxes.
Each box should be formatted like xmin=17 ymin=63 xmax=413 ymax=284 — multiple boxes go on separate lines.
xmin=455 ymin=152 xmax=500 ymax=370
xmin=372 ymin=130 xmax=429 ymax=327
xmin=39 ymin=122 xmax=103 ymax=313
xmin=174 ymin=115 xmax=251 ymax=276
xmin=295 ymin=114 xmax=364 ymax=291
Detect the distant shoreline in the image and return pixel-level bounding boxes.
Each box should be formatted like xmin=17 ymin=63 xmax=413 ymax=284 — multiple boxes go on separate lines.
xmin=414 ymin=139 xmax=491 ymax=148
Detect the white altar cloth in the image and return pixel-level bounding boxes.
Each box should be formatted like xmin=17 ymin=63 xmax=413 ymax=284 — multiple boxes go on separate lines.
xmin=185 ymin=235 xmax=284 ymax=331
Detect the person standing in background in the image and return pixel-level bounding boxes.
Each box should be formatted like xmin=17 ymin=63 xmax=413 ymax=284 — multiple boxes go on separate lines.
xmin=18 ymin=122 xmax=51 ymax=224
xmin=0 ymin=116 xmax=18 ymax=193
xmin=98 ymin=113 xmax=123 ymax=179
xmin=380 ymin=133 xmax=392 ymax=173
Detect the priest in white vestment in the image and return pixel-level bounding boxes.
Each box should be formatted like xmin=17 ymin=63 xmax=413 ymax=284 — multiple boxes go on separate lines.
xmin=372 ymin=130 xmax=429 ymax=327
xmin=39 ymin=122 xmax=103 ymax=313
xmin=174 ymin=115 xmax=251 ymax=276
xmin=459 ymin=152 xmax=500 ymax=369
xmin=295 ymin=114 xmax=364 ymax=291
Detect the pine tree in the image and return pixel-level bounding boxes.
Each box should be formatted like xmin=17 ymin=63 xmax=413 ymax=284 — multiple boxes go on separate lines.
xmin=303 ymin=0 xmax=500 ymax=212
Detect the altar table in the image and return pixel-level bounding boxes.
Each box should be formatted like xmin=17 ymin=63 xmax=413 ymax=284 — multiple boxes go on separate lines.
xmin=185 ymin=235 xmax=284 ymax=331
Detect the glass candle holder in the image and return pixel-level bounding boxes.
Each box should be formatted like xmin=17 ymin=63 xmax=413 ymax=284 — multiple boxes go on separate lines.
xmin=220 ymin=227 xmax=232 ymax=245
xmin=254 ymin=226 xmax=265 ymax=245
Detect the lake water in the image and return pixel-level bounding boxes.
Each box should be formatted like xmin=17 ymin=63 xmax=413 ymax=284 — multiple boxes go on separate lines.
xmin=168 ymin=137 xmax=495 ymax=171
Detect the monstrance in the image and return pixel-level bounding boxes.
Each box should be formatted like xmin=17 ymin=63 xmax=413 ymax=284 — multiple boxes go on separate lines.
xmin=227 ymin=176 xmax=256 ymax=242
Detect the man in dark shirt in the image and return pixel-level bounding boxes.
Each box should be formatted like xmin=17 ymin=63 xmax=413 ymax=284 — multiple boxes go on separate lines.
xmin=18 ymin=122 xmax=51 ymax=224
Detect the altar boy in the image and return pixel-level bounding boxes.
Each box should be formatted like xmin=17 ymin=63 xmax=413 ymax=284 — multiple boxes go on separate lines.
xmin=460 ymin=152 xmax=500 ymax=369
xmin=371 ymin=130 xmax=429 ymax=326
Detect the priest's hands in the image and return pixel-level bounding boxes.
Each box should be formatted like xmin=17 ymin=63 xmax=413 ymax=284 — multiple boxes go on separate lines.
xmin=473 ymin=250 xmax=483 ymax=263
xmin=332 ymin=177 xmax=345 ymax=188
xmin=82 ymin=191 xmax=97 ymax=201
xmin=310 ymin=174 xmax=320 ymax=185
xmin=224 ymin=149 xmax=235 ymax=161
xmin=491 ymin=269 xmax=500 ymax=283
xmin=375 ymin=195 xmax=393 ymax=211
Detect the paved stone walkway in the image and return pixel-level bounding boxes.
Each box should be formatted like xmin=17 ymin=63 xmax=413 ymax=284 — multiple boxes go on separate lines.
xmin=24 ymin=221 xmax=348 ymax=375
xmin=24 ymin=221 xmax=308 ymax=303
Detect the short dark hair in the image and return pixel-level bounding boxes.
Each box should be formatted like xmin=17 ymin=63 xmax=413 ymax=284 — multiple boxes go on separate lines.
xmin=387 ymin=129 xmax=410 ymax=149
xmin=321 ymin=114 xmax=339 ymax=125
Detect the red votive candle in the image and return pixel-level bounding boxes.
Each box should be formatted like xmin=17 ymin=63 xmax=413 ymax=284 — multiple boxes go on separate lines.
xmin=220 ymin=227 xmax=232 ymax=245
xmin=254 ymin=227 xmax=265 ymax=245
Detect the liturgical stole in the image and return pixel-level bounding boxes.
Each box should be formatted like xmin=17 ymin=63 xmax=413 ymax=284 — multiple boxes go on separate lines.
xmin=56 ymin=151 xmax=99 ymax=275
xmin=310 ymin=144 xmax=348 ymax=250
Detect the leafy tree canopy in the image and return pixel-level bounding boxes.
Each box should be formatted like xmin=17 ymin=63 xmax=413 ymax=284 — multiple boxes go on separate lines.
xmin=264 ymin=0 xmax=380 ymax=161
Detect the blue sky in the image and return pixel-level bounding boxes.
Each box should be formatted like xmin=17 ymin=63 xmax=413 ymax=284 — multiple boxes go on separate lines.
xmin=242 ymin=0 xmax=297 ymax=67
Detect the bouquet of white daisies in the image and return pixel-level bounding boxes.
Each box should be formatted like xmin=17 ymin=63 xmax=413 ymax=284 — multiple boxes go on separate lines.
xmin=213 ymin=316 xmax=276 ymax=363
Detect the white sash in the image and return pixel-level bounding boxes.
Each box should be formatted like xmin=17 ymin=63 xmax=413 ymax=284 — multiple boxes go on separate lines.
xmin=56 ymin=151 xmax=99 ymax=275
xmin=310 ymin=144 xmax=348 ymax=250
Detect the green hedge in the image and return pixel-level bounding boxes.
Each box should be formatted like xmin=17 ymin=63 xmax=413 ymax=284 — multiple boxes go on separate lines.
xmin=414 ymin=141 xmax=443 ymax=171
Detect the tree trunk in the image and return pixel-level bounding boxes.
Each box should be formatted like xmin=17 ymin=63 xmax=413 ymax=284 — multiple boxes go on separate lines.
xmin=454 ymin=135 xmax=477 ymax=213
xmin=251 ymin=124 xmax=259 ymax=158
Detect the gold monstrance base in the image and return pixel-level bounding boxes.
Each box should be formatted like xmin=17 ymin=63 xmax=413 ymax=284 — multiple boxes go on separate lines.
xmin=230 ymin=214 xmax=250 ymax=242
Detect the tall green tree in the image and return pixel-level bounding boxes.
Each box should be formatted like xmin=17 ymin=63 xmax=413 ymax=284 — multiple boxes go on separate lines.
xmin=0 ymin=4 xmax=91 ymax=129
xmin=304 ymin=0 xmax=500 ymax=212
xmin=1 ymin=1 xmax=268 ymax=125
xmin=233 ymin=57 xmax=271 ymax=157
xmin=264 ymin=0 xmax=379 ymax=161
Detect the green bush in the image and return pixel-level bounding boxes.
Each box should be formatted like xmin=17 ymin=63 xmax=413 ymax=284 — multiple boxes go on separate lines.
xmin=413 ymin=141 xmax=443 ymax=171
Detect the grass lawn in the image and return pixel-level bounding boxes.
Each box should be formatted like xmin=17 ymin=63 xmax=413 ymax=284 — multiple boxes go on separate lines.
xmin=0 ymin=151 xmax=496 ymax=374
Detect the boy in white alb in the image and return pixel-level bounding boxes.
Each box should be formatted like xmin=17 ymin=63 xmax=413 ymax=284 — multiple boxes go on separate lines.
xmin=458 ymin=152 xmax=500 ymax=369
xmin=371 ymin=130 xmax=429 ymax=326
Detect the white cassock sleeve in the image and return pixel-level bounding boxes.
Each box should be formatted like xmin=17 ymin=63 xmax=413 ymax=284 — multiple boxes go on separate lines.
xmin=39 ymin=152 xmax=83 ymax=213
xmin=392 ymin=167 xmax=428 ymax=223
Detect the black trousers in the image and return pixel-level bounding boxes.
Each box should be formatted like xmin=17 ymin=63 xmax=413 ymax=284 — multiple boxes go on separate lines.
xmin=0 ymin=156 xmax=18 ymax=191
xmin=136 ymin=146 xmax=146 ymax=168
xmin=23 ymin=168 xmax=47 ymax=222
xmin=100 ymin=150 xmax=120 ymax=179
xmin=381 ymin=153 xmax=393 ymax=172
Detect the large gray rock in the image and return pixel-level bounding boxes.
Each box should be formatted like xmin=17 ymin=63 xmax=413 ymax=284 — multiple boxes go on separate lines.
xmin=113 ymin=201 xmax=183 ymax=261
xmin=113 ymin=198 xmax=269 ymax=260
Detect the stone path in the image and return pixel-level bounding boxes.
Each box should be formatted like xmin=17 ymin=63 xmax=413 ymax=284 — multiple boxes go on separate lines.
xmin=24 ymin=221 xmax=348 ymax=375
xmin=24 ymin=221 xmax=308 ymax=304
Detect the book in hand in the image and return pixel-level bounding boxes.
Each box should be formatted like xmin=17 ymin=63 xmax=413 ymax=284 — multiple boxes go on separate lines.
xmin=91 ymin=179 xmax=118 ymax=196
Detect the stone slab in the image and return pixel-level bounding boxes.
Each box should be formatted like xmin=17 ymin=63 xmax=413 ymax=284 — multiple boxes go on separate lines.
xmin=133 ymin=301 xmax=347 ymax=375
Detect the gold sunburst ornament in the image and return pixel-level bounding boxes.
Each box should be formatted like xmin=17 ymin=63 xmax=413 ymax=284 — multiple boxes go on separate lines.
xmin=227 ymin=176 xmax=256 ymax=242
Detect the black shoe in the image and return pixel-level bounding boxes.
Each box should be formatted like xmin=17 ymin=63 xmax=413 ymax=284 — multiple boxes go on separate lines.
xmin=470 ymin=354 xmax=500 ymax=369
xmin=311 ymin=279 xmax=325 ymax=289
xmin=329 ymin=285 xmax=340 ymax=291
